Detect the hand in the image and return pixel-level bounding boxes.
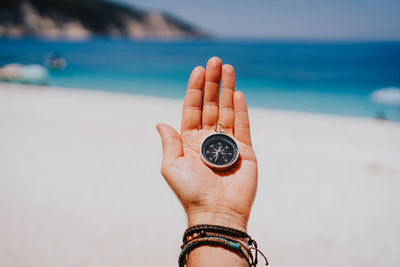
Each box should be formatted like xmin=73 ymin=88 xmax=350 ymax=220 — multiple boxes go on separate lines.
xmin=156 ymin=57 xmax=257 ymax=232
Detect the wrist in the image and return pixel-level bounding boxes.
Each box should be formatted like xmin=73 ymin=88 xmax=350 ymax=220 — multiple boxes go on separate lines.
xmin=187 ymin=209 xmax=248 ymax=233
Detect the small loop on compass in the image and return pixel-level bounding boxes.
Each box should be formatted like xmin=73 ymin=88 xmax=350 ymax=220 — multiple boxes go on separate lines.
xmin=214 ymin=123 xmax=224 ymax=134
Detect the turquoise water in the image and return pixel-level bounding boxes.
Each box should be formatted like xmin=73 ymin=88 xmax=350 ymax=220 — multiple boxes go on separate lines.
xmin=1 ymin=38 xmax=400 ymax=121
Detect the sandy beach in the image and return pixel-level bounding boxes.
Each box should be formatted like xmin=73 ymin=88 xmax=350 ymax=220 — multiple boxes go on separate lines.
xmin=1 ymin=82 xmax=400 ymax=267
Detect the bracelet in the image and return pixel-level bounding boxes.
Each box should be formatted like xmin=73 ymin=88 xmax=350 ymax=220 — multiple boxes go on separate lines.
xmin=182 ymin=232 xmax=252 ymax=265
xmin=180 ymin=224 xmax=268 ymax=266
xmin=183 ymin=224 xmax=248 ymax=243
xmin=179 ymin=236 xmax=248 ymax=267
xmin=182 ymin=231 xmax=252 ymax=264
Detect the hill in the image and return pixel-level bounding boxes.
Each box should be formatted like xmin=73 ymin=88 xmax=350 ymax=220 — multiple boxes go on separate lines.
xmin=0 ymin=0 xmax=206 ymax=40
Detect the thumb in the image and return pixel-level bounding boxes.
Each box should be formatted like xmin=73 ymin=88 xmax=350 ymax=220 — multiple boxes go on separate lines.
xmin=156 ymin=123 xmax=182 ymax=161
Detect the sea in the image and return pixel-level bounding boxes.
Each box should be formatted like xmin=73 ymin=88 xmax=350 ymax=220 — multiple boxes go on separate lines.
xmin=1 ymin=38 xmax=400 ymax=121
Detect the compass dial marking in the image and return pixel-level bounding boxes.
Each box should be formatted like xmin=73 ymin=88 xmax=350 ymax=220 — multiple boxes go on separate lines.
xmin=200 ymin=133 xmax=239 ymax=169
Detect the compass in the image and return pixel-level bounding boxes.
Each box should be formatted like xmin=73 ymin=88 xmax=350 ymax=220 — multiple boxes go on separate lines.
xmin=200 ymin=124 xmax=239 ymax=170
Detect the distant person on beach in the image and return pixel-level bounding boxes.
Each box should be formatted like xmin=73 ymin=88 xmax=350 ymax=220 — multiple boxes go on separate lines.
xmin=157 ymin=57 xmax=266 ymax=266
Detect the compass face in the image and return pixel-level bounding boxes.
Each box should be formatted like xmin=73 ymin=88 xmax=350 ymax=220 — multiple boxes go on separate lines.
xmin=200 ymin=133 xmax=239 ymax=170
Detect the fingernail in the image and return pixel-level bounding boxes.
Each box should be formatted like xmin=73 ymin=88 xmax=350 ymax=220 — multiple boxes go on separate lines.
xmin=208 ymin=56 xmax=221 ymax=66
xmin=234 ymin=91 xmax=243 ymax=100
xmin=192 ymin=66 xmax=203 ymax=76
xmin=223 ymin=64 xmax=234 ymax=74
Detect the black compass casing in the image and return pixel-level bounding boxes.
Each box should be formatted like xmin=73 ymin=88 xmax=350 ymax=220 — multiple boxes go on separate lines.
xmin=200 ymin=133 xmax=239 ymax=170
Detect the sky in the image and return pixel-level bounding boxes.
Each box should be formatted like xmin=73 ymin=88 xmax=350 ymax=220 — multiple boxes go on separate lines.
xmin=111 ymin=0 xmax=400 ymax=41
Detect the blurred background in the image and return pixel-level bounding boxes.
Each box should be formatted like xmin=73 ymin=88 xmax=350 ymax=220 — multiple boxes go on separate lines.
xmin=1 ymin=1 xmax=400 ymax=267
xmin=1 ymin=0 xmax=400 ymax=120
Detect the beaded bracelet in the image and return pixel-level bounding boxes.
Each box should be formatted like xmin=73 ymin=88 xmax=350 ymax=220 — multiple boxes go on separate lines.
xmin=182 ymin=231 xmax=252 ymax=264
xmin=183 ymin=224 xmax=248 ymax=243
xmin=179 ymin=236 xmax=248 ymax=267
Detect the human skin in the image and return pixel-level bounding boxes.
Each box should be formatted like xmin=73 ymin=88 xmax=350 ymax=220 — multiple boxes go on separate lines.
xmin=156 ymin=57 xmax=257 ymax=266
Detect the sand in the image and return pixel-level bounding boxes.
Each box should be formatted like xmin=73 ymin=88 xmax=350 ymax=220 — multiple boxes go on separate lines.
xmin=1 ymin=82 xmax=400 ymax=267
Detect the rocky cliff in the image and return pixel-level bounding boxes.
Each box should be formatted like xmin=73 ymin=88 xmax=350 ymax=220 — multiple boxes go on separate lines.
xmin=0 ymin=0 xmax=206 ymax=40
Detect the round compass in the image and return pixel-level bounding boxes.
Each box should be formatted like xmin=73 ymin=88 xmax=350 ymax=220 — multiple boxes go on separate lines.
xmin=200 ymin=133 xmax=239 ymax=170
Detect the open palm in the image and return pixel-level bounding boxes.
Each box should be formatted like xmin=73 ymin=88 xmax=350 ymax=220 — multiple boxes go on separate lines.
xmin=157 ymin=57 xmax=257 ymax=231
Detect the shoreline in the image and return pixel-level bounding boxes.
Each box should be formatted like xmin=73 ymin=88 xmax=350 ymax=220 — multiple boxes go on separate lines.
xmin=1 ymin=82 xmax=398 ymax=124
xmin=1 ymin=82 xmax=400 ymax=266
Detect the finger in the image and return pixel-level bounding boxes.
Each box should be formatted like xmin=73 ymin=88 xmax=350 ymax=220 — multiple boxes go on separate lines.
xmin=233 ymin=91 xmax=252 ymax=146
xmin=181 ymin=66 xmax=205 ymax=133
xmin=202 ymin=57 xmax=222 ymax=129
xmin=218 ymin=64 xmax=235 ymax=134
xmin=156 ymin=123 xmax=183 ymax=163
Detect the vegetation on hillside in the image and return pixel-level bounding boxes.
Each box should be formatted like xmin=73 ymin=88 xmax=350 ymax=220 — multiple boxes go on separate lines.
xmin=0 ymin=0 xmax=205 ymax=38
